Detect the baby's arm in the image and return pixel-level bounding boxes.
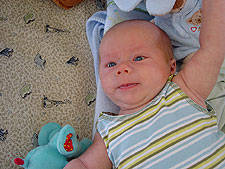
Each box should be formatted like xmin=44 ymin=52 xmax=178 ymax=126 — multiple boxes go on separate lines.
xmin=64 ymin=132 xmax=112 ymax=169
xmin=174 ymin=0 xmax=225 ymax=103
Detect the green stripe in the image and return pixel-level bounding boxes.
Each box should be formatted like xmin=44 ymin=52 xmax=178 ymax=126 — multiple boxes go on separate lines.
xmin=209 ymin=155 xmax=225 ymax=169
xmin=189 ymin=143 xmax=225 ymax=168
xmin=119 ymin=116 xmax=217 ymax=168
xmin=128 ymin=123 xmax=217 ymax=169
xmin=109 ymin=88 xmax=182 ymax=133
xmin=107 ymin=95 xmax=187 ymax=146
xmin=105 ymin=89 xmax=186 ymax=145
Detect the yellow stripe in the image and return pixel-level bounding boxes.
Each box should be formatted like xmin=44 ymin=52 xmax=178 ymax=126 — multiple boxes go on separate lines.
xmin=209 ymin=154 xmax=225 ymax=169
xmin=190 ymin=143 xmax=225 ymax=168
xmin=103 ymin=137 xmax=109 ymax=149
xmin=108 ymin=95 xmax=186 ymax=145
xmin=111 ymin=89 xmax=182 ymax=131
xmin=119 ymin=117 xmax=217 ymax=168
xmin=107 ymin=90 xmax=185 ymax=144
xmin=103 ymin=93 xmax=182 ymax=148
xmin=105 ymin=93 xmax=187 ymax=148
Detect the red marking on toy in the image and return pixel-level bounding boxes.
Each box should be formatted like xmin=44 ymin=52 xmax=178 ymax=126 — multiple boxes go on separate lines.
xmin=14 ymin=158 xmax=24 ymax=165
xmin=191 ymin=27 xmax=197 ymax=32
xmin=64 ymin=133 xmax=74 ymax=152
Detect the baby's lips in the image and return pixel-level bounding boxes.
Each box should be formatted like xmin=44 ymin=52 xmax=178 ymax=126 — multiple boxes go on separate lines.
xmin=118 ymin=83 xmax=139 ymax=89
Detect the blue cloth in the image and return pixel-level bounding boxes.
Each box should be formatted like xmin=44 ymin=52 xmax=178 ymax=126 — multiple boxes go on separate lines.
xmin=86 ymin=11 xmax=120 ymax=139
xmin=114 ymin=0 xmax=176 ymax=15
xmin=86 ymin=11 xmax=106 ymax=83
xmin=155 ymin=0 xmax=201 ymax=60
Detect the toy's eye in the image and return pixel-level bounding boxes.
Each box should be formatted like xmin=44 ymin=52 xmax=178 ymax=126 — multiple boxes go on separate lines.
xmin=134 ymin=56 xmax=145 ymax=61
xmin=106 ymin=62 xmax=117 ymax=67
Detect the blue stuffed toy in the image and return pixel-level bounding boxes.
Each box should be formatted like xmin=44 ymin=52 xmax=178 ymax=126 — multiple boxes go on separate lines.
xmin=14 ymin=123 xmax=92 ymax=169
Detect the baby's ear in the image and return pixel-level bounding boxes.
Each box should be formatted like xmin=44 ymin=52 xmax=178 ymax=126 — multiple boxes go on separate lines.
xmin=38 ymin=123 xmax=62 ymax=146
xmin=57 ymin=125 xmax=82 ymax=158
xmin=170 ymin=58 xmax=177 ymax=74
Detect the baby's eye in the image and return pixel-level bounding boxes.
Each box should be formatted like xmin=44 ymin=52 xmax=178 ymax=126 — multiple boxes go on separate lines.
xmin=106 ymin=62 xmax=117 ymax=67
xmin=134 ymin=56 xmax=145 ymax=61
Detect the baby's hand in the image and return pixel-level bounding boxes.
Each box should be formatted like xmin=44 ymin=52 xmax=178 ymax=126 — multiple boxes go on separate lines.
xmin=64 ymin=158 xmax=87 ymax=169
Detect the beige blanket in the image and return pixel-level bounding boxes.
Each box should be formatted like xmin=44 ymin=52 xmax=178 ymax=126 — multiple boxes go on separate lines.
xmin=0 ymin=0 xmax=98 ymax=168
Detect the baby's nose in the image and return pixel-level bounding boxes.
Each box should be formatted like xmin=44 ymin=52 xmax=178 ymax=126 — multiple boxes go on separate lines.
xmin=116 ymin=68 xmax=130 ymax=76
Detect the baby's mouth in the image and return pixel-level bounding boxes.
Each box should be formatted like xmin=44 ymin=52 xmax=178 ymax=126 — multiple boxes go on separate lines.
xmin=118 ymin=83 xmax=139 ymax=90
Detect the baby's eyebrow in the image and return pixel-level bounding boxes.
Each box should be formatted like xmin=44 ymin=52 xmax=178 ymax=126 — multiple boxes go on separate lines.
xmin=102 ymin=53 xmax=118 ymax=61
xmin=100 ymin=56 xmax=112 ymax=63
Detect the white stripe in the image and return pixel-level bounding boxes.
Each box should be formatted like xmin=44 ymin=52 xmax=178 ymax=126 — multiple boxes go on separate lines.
xmin=200 ymin=150 xmax=225 ymax=169
xmin=113 ymin=102 xmax=194 ymax=164
xmin=122 ymin=118 xmax=217 ymax=168
xmin=171 ymin=129 xmax=225 ymax=168
xmin=114 ymin=102 xmax=207 ymax=164
xmin=199 ymin=137 xmax=225 ymax=169
xmin=186 ymin=135 xmax=225 ymax=169
xmin=170 ymin=127 xmax=223 ymax=168
xmin=108 ymin=91 xmax=181 ymax=138
xmin=98 ymin=93 xmax=171 ymax=145
xmin=137 ymin=128 xmax=214 ymax=169
xmin=109 ymin=97 xmax=166 ymax=137
xmin=99 ymin=89 xmax=180 ymax=138
xmin=214 ymin=157 xmax=225 ymax=169
xmin=112 ymin=99 xmax=189 ymax=148
xmin=98 ymin=117 xmax=122 ymax=136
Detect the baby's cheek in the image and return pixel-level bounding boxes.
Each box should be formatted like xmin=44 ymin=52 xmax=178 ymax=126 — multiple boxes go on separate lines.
xmin=101 ymin=80 xmax=112 ymax=92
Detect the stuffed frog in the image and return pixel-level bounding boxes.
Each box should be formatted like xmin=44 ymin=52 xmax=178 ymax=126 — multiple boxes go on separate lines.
xmin=14 ymin=123 xmax=92 ymax=169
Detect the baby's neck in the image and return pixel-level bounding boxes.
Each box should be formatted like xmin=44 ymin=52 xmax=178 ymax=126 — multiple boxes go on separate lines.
xmin=119 ymin=102 xmax=149 ymax=115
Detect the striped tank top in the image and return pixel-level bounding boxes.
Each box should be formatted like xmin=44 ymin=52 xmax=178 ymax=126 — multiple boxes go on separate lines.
xmin=97 ymin=79 xmax=225 ymax=169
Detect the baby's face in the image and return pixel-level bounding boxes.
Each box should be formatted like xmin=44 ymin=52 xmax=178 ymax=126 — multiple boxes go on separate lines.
xmin=99 ymin=21 xmax=175 ymax=114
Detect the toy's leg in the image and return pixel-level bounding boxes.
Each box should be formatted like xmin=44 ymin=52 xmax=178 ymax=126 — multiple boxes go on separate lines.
xmin=38 ymin=123 xmax=62 ymax=145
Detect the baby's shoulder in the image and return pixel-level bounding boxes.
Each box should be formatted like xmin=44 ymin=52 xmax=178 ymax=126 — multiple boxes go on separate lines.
xmin=172 ymin=74 xmax=207 ymax=108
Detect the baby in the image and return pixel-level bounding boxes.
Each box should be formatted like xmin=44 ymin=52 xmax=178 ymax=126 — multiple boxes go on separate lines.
xmin=65 ymin=0 xmax=225 ymax=168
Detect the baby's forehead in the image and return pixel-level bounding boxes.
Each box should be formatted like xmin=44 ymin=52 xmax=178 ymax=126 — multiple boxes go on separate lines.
xmin=104 ymin=20 xmax=157 ymax=36
xmin=102 ymin=20 xmax=167 ymax=44
xmin=100 ymin=20 xmax=173 ymax=60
